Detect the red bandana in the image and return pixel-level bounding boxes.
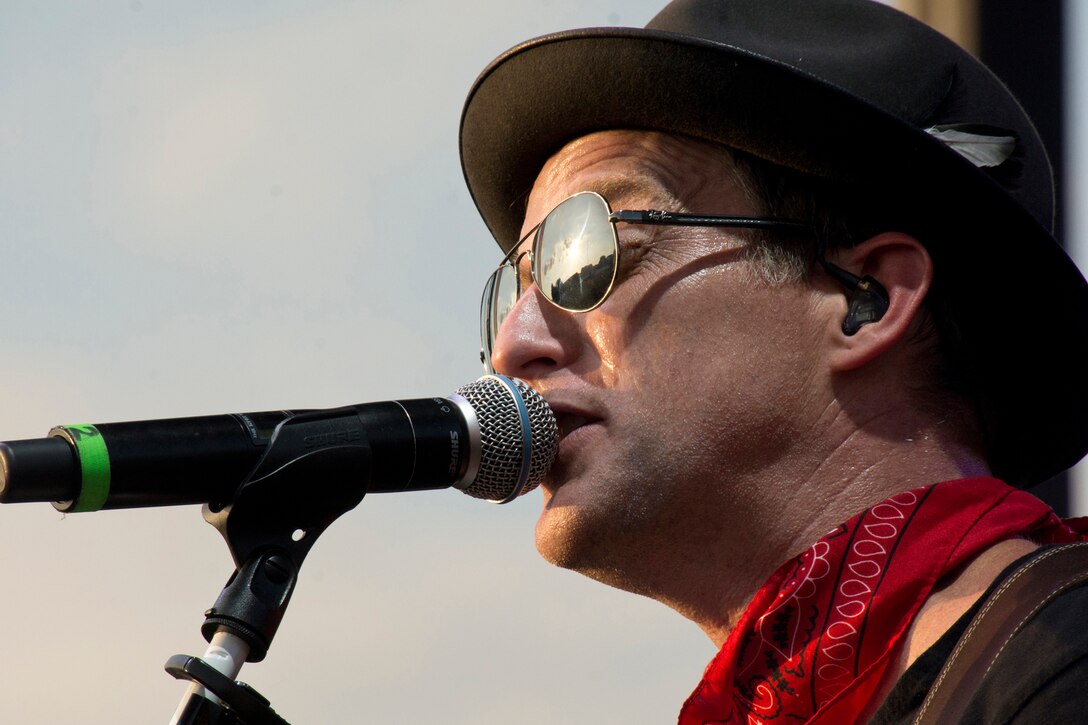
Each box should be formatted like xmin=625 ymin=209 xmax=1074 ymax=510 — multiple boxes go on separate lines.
xmin=678 ymin=478 xmax=1088 ymax=724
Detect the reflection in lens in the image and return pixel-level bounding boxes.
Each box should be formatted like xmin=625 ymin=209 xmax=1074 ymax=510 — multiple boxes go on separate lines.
xmin=480 ymin=273 xmax=497 ymax=367
xmin=535 ymin=193 xmax=617 ymax=312
xmin=489 ymin=264 xmax=520 ymax=345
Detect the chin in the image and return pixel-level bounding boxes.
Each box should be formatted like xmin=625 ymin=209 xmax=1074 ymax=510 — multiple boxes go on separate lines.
xmin=533 ymin=490 xmax=640 ymax=578
xmin=534 ymin=496 xmax=602 ymax=568
xmin=534 ymin=502 xmax=578 ymax=567
xmin=534 ymin=509 xmax=652 ymax=597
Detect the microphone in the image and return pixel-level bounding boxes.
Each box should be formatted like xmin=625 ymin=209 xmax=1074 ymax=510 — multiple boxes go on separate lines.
xmin=0 ymin=375 xmax=557 ymax=512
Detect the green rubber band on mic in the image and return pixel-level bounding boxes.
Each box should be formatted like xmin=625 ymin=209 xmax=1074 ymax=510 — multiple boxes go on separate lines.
xmin=60 ymin=425 xmax=111 ymax=512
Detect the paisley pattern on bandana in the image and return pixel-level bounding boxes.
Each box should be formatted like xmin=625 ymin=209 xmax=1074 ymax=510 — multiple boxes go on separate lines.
xmin=679 ymin=478 xmax=1088 ymax=725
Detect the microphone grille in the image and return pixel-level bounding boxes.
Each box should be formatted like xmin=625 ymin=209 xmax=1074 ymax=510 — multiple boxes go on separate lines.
xmin=453 ymin=375 xmax=558 ymax=503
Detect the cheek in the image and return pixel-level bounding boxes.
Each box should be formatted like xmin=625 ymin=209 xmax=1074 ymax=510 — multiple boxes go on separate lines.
xmin=583 ymin=314 xmax=626 ymax=386
xmin=607 ymin=294 xmax=740 ymax=385
xmin=584 ymin=269 xmax=825 ymax=403
xmin=612 ymin=286 xmax=823 ymax=418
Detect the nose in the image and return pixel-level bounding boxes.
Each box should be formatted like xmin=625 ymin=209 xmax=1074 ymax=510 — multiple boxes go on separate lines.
xmin=490 ymin=284 xmax=581 ymax=377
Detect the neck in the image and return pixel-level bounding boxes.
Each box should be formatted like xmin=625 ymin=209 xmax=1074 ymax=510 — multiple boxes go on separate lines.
xmin=670 ymin=400 xmax=990 ymax=647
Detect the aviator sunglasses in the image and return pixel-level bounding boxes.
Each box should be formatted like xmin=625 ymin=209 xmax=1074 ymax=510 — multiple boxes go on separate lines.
xmin=480 ymin=190 xmax=820 ymax=371
xmin=480 ymin=191 xmax=890 ymax=372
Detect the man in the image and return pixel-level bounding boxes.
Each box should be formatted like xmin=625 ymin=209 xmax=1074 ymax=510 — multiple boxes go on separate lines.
xmin=461 ymin=0 xmax=1088 ymax=722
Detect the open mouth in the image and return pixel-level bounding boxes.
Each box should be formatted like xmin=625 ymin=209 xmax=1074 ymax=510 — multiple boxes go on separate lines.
xmin=555 ymin=412 xmax=593 ymax=440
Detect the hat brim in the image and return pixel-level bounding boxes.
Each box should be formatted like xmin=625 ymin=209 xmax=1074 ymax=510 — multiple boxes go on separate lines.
xmin=459 ymin=28 xmax=1088 ymax=486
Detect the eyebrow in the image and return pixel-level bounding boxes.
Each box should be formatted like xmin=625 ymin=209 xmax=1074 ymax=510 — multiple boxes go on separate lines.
xmin=580 ymin=176 xmax=685 ymax=211
xmin=513 ymin=174 xmax=683 ymax=252
xmin=513 ymin=174 xmax=686 ymax=253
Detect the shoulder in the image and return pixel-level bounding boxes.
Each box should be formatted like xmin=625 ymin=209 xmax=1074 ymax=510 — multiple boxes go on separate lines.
xmin=958 ymin=574 xmax=1088 ymax=723
xmin=872 ymin=544 xmax=1088 ymax=724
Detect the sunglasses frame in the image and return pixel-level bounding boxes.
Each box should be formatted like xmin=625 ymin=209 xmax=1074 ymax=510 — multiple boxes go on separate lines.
xmin=479 ymin=191 xmax=821 ymax=370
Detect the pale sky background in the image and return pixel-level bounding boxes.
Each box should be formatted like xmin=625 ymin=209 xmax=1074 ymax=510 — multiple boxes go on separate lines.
xmin=0 ymin=2 xmax=1083 ymax=723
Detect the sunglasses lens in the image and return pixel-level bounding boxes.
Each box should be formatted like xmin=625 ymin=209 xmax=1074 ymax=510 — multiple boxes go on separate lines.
xmin=480 ymin=272 xmax=497 ymax=370
xmin=489 ymin=264 xmax=520 ymax=344
xmin=479 ymin=192 xmax=619 ymax=371
xmin=533 ymin=192 xmax=618 ymax=312
xmin=480 ymin=264 xmax=519 ymax=370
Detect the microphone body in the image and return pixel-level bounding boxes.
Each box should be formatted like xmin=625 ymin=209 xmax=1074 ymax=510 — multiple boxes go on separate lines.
xmin=0 ymin=375 xmax=557 ymax=511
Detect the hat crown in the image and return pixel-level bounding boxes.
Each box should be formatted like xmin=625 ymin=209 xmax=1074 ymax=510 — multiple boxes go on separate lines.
xmin=646 ymin=0 xmax=1053 ymax=230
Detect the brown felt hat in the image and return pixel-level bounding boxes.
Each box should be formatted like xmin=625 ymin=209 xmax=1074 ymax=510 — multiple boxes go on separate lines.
xmin=459 ymin=0 xmax=1088 ymax=486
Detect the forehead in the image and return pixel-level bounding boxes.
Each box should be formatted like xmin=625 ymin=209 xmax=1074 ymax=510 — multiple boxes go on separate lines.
xmin=524 ymin=130 xmax=754 ymax=228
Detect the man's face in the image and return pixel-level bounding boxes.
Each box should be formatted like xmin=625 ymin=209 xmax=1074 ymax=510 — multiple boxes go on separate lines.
xmin=489 ymin=130 xmax=833 ymax=592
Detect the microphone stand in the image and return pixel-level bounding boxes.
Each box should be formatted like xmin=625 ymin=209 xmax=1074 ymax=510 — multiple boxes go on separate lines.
xmin=165 ymin=408 xmax=373 ymax=724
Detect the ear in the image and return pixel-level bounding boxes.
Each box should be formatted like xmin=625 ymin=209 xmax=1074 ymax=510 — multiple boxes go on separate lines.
xmin=825 ymin=232 xmax=933 ymax=372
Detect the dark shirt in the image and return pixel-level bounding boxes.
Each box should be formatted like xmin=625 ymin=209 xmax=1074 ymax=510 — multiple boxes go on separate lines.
xmin=870 ymin=548 xmax=1088 ymax=724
